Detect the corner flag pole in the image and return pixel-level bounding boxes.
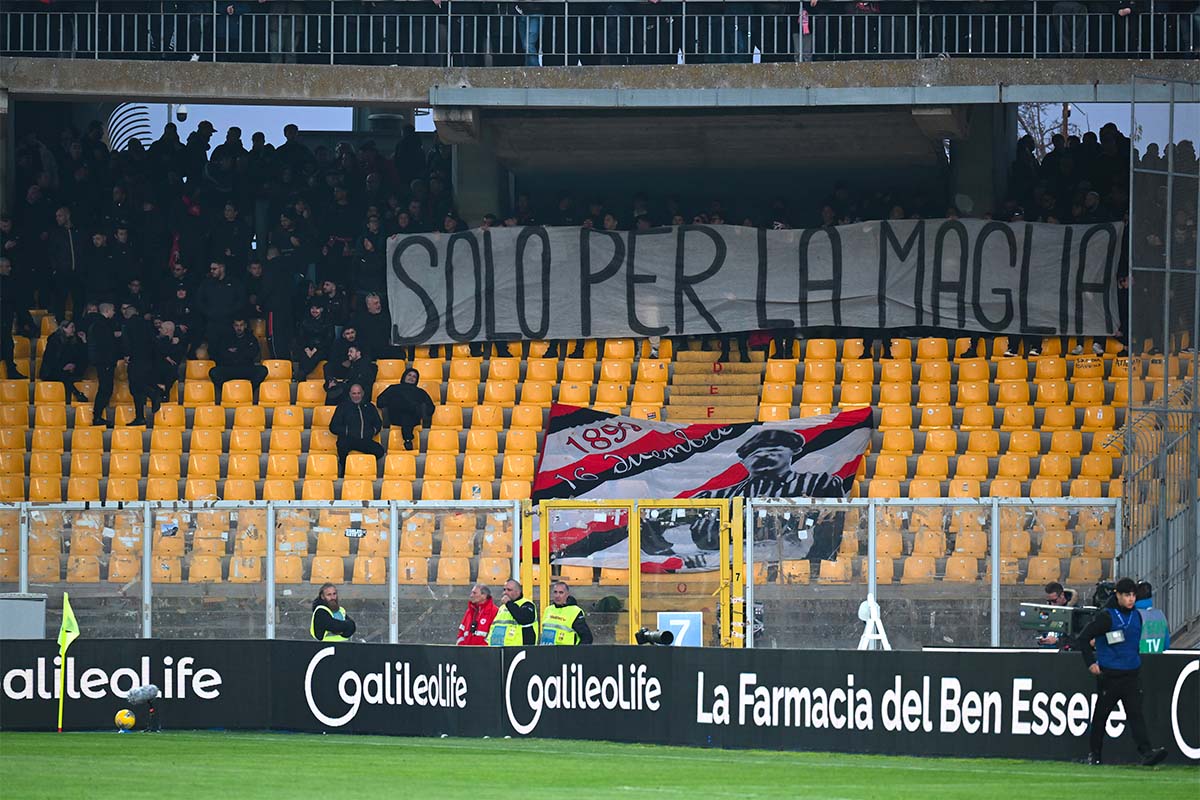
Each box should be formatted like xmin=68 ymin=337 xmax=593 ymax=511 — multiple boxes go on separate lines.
xmin=56 ymin=592 xmax=80 ymax=733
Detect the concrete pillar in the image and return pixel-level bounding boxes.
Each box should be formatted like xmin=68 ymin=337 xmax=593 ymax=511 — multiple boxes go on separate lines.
xmin=451 ymin=137 xmax=506 ymax=228
xmin=950 ymin=103 xmax=1015 ymax=218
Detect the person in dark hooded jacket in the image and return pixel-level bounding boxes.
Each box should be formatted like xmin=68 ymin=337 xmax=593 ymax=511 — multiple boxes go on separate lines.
xmin=376 ymin=368 xmax=435 ymax=450
xmin=296 ymin=300 xmax=334 ymax=379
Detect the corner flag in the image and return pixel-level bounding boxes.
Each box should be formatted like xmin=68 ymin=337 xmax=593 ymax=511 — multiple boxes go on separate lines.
xmin=56 ymin=593 xmax=80 ymax=731
xmin=58 ymin=592 xmax=80 ymax=656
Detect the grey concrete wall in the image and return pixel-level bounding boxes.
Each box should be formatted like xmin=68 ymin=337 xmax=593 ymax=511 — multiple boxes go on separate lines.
xmin=3 ymin=57 xmax=1197 ymax=108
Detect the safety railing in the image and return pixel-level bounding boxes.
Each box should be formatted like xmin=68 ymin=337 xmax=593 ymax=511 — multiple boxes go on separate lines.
xmin=0 ymin=499 xmax=523 ymax=644
xmin=1 ymin=1 xmax=1195 ymax=65
xmin=744 ymin=497 xmax=1123 ymax=650
xmin=0 ymin=495 xmax=1128 ymax=649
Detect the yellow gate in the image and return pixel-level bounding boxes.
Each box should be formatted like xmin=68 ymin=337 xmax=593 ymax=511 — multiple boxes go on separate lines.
xmin=533 ymin=499 xmax=744 ymax=647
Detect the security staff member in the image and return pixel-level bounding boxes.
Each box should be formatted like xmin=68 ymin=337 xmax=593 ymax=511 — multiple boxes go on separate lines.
xmin=310 ymin=582 xmax=356 ymax=642
xmin=540 ymin=580 xmax=593 ymax=645
xmin=1075 ymin=577 xmax=1167 ymax=766
xmin=488 ymin=578 xmax=538 ymax=646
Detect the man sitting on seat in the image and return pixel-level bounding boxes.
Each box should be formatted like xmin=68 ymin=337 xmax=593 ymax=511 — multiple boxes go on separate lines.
xmin=208 ymin=317 xmax=267 ymax=404
xmin=39 ymin=319 xmax=89 ymax=403
xmin=328 ymin=382 xmax=384 ymax=477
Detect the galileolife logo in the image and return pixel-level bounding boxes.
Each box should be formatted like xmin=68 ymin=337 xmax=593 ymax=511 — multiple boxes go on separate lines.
xmin=504 ymin=650 xmax=663 ymax=735
xmin=303 ymin=646 xmax=468 ymax=727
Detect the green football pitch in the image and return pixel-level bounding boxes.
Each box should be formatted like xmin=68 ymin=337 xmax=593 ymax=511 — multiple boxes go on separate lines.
xmin=1 ymin=731 xmax=1196 ymax=799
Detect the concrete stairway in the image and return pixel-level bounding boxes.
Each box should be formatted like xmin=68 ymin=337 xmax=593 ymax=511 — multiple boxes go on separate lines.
xmin=665 ymin=350 xmax=765 ymax=423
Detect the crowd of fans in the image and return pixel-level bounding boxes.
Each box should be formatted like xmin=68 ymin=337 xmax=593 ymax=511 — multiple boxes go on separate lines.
xmin=0 ymin=116 xmax=1195 ymax=439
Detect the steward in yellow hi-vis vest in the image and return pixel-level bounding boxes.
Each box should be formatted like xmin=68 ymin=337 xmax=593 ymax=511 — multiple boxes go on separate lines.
xmin=488 ymin=578 xmax=539 ymax=646
xmin=540 ymin=581 xmax=594 ymax=645
xmin=310 ymin=583 xmax=357 ymax=641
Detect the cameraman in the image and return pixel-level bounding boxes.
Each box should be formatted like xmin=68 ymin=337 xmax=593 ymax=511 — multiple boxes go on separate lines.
xmin=1074 ymin=577 xmax=1167 ymax=766
xmin=1037 ymin=581 xmax=1077 ymax=648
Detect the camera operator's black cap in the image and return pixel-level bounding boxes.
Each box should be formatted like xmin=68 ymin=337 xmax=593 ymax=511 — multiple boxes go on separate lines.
xmin=1114 ymin=577 xmax=1137 ymax=594
xmin=736 ymin=429 xmax=806 ymax=460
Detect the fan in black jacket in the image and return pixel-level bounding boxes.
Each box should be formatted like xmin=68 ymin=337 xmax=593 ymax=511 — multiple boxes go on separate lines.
xmin=121 ymin=302 xmax=159 ymax=424
xmin=296 ymin=301 xmax=334 ymax=379
xmin=377 ymin=368 xmax=435 ymax=450
xmin=39 ymin=319 xmax=88 ymax=402
xmin=328 ymin=384 xmax=384 ymax=476
xmin=84 ymin=303 xmax=120 ymax=426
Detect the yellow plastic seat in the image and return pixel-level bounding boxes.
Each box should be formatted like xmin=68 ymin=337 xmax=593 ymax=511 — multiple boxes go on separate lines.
xmin=1112 ymin=380 xmax=1144 ymax=406
xmin=839 ymin=383 xmax=873 ymax=410
xmin=504 ymin=428 xmax=539 ymax=456
xmin=226 ymin=454 xmax=261 ymax=480
xmin=766 ymin=360 xmax=800 ymax=384
xmin=1070 ymin=380 xmax=1105 ymax=409
xmin=914 ymin=453 xmax=948 ymax=481
xmin=183 ymin=381 xmax=216 ymax=408
xmin=519 ymin=381 xmax=554 ymax=407
xmin=34 ymin=404 xmax=69 ymax=430
xmin=420 ymin=480 xmax=455 ymax=501
xmin=338 ymin=478 xmax=375 ymax=501
xmin=1034 ymin=380 xmax=1069 ymax=408
xmin=966 ymin=430 xmax=999 ymax=457
xmin=424 ymin=429 xmax=459 ymax=454
xmin=267 ymin=428 xmax=302 ymax=455
xmin=1047 ymin=430 xmax=1082 ymax=458
xmin=397 ymin=556 xmax=429 ymax=584
xmin=953 ymin=454 xmax=990 ymax=481
xmin=68 ymin=450 xmax=103 ymax=479
xmin=593 ymin=382 xmax=628 ymax=406
xmin=956 ymin=358 xmax=990 ymax=384
xmin=758 ymin=405 xmax=790 ymax=422
xmin=923 ymin=429 xmax=958 ymax=456
xmin=296 ymin=381 xmax=326 ymax=408
xmin=193 ymin=405 xmax=227 ymax=430
xmin=185 ymin=478 xmax=219 ymax=500
xmin=0 ymin=380 xmax=28 ymax=404
xmin=1081 ymin=454 xmax=1114 ymax=479
xmin=916 ymin=338 xmax=949 ymax=363
xmin=817 ymin=558 xmax=852 ymax=584
xmin=350 ymin=555 xmax=385 ymax=585
xmin=308 ymin=428 xmax=337 ymax=455
xmin=102 ymin=477 xmax=139 ymax=502
xmin=148 ymin=453 xmax=181 ymax=480
xmin=230 ymin=406 xmax=265 ymax=431
xmin=877 ymin=406 xmax=911 ymax=432
xmin=1007 ymin=429 xmax=1042 ymax=456
xmin=0 ymin=404 xmax=28 ymax=428
xmin=996 ymin=381 xmax=1030 ymax=408
xmin=995 ymin=357 xmax=1027 ymax=382
xmin=143 ymin=478 xmax=177 ymax=501
xmin=482 ymin=380 xmax=517 ymax=407
xmin=900 ymin=555 xmax=936 ymax=584
xmin=803 ymin=339 xmax=837 ymax=361
xmin=0 ymin=428 xmax=25 ymax=451
xmin=0 ymin=451 xmax=25 ymax=476
xmin=218 ymin=380 xmax=253 ymax=408
xmin=881 ymin=429 xmax=914 ymax=455
xmin=762 ymin=382 xmax=795 ymax=406
xmin=917 ymin=380 xmax=951 ymax=409
xmin=430 ymin=405 xmax=464 ymax=431
xmin=226 ymin=556 xmax=262 ymax=584
xmin=524 ymin=358 xmax=557 ymax=383
xmin=149 ymin=556 xmax=182 ymax=583
xmin=266 ymin=454 xmax=300 ymax=481
xmin=873 ymin=453 xmax=909 ymax=481
xmin=186 ymin=555 xmax=223 ymax=583
xmin=469 ymin=405 xmax=504 ymax=431
xmin=917 ymin=405 xmax=952 ymax=431
xmin=955 ymin=381 xmax=990 ymax=409
xmin=300 ymin=479 xmax=334 ymax=500
xmin=422 ymin=453 xmax=457 ymax=481
xmin=630 ymin=383 xmax=665 ymax=406
xmin=462 ymin=453 xmax=496 ymax=481
xmin=342 ymin=453 xmax=377 ymax=480
xmin=1066 ymin=556 xmax=1102 ymax=585
xmin=271 ymin=556 xmax=303 ymax=584
xmin=499 ymin=480 xmax=531 ymax=500
xmin=997 ymin=454 xmax=1031 ymax=481
xmin=953 ymin=530 xmax=988 ymax=559
xmin=1082 ymin=406 xmax=1116 ymax=432
xmin=1034 ymin=357 xmax=1067 ymax=384
xmin=879 ymin=359 xmax=913 ymax=385
xmin=381 ymin=452 xmax=416 ymax=481
xmin=258 ymin=380 xmax=291 ymax=408
xmin=487 ymin=357 xmax=522 ymax=382
xmin=66 ymin=475 xmax=101 ymax=501
xmin=310 ymin=556 xmax=346 ymax=584
xmin=878 ymin=382 xmax=911 ymax=407
xmin=1039 ymin=528 xmax=1074 ymax=557
xmin=508 ymin=405 xmax=542 ymax=431
xmin=31 ymin=427 xmax=64 ymax=453
xmin=1024 ymin=557 xmax=1061 ymax=585
xmin=944 ymin=555 xmax=978 ymax=583
xmin=449 ymin=358 xmax=482 ymax=383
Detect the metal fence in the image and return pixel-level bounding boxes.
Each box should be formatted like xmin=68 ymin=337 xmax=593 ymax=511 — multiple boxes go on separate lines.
xmin=1 ymin=1 xmax=1196 ymax=65
xmin=1 ymin=500 xmax=523 ymax=644
xmin=1122 ymin=76 xmax=1200 ymax=639
xmin=744 ymin=497 xmax=1123 ymax=650
xmin=2 ymin=495 xmax=1123 ymax=649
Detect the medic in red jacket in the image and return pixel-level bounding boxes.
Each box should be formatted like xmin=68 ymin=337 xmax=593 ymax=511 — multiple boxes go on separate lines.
xmin=456 ymin=584 xmax=499 ymax=646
